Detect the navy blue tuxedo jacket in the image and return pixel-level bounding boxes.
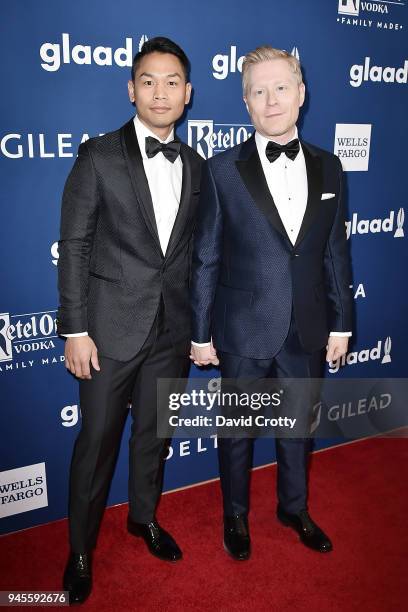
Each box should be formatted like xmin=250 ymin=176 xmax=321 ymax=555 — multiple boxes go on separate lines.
xmin=190 ymin=134 xmax=353 ymax=359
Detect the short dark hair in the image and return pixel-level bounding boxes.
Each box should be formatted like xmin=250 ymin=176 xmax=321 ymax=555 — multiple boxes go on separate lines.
xmin=131 ymin=36 xmax=190 ymax=82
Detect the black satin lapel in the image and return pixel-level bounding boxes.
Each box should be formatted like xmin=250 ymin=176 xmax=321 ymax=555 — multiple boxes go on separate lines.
xmin=121 ymin=120 xmax=162 ymax=253
xmin=165 ymin=145 xmax=193 ymax=258
xmin=294 ymin=144 xmax=323 ymax=248
xmin=236 ymin=149 xmax=290 ymax=243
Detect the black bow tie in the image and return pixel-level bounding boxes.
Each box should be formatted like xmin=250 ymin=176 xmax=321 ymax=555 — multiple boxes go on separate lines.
xmin=265 ymin=138 xmax=300 ymax=163
xmin=145 ymin=136 xmax=181 ymax=163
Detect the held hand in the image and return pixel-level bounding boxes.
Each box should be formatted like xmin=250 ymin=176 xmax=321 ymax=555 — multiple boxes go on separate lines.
xmin=190 ymin=341 xmax=219 ymax=367
xmin=65 ymin=336 xmax=100 ymax=379
xmin=326 ymin=336 xmax=349 ymax=364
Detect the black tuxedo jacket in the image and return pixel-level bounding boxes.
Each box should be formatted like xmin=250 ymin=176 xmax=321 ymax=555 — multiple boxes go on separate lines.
xmin=190 ymin=134 xmax=353 ymax=359
xmin=57 ymin=119 xmax=202 ymax=361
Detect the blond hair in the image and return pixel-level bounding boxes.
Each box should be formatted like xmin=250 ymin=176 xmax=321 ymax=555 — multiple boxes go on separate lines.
xmin=242 ymin=46 xmax=303 ymax=95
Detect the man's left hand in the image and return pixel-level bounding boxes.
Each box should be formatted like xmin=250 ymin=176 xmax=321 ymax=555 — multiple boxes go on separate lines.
xmin=326 ymin=336 xmax=349 ymax=363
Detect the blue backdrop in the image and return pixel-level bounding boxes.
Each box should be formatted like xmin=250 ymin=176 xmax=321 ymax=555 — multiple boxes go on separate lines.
xmin=1 ymin=0 xmax=407 ymax=535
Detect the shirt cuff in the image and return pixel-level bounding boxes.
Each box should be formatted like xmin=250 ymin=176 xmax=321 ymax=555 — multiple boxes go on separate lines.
xmin=62 ymin=332 xmax=89 ymax=337
xmin=329 ymin=332 xmax=352 ymax=337
xmin=191 ymin=341 xmax=211 ymax=347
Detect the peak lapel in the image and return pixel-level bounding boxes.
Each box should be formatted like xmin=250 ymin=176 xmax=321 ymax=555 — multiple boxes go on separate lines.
xmin=165 ymin=143 xmax=193 ymax=259
xmin=235 ymin=136 xmax=291 ymax=243
xmin=121 ymin=120 xmax=163 ymax=256
xmin=294 ymin=142 xmax=323 ymax=248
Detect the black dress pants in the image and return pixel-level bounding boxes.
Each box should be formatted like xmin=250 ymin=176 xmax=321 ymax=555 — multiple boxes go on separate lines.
xmin=68 ymin=301 xmax=190 ymax=553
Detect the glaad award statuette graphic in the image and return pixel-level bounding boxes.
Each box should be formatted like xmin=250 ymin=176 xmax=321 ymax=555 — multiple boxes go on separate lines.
xmin=381 ymin=337 xmax=392 ymax=364
xmin=394 ymin=208 xmax=405 ymax=238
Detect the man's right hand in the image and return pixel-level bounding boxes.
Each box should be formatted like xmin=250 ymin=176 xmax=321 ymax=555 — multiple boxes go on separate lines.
xmin=65 ymin=336 xmax=100 ymax=379
xmin=190 ymin=342 xmax=219 ymax=367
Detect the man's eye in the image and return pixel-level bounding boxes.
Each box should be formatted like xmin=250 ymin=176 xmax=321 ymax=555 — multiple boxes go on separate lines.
xmin=144 ymin=80 xmax=153 ymax=86
xmin=255 ymin=89 xmax=264 ymax=95
xmin=168 ymin=81 xmax=177 ymax=86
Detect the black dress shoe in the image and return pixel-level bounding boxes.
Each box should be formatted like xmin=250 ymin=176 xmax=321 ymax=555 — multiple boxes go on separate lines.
xmin=223 ymin=514 xmax=251 ymax=560
xmin=277 ymin=507 xmax=333 ymax=553
xmin=63 ymin=552 xmax=92 ymax=605
xmin=127 ymin=516 xmax=182 ymax=561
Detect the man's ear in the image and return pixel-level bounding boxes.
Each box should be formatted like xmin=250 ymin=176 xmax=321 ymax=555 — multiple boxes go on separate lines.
xmin=243 ymin=96 xmax=249 ymax=114
xmin=298 ymin=83 xmax=306 ymax=108
xmin=128 ymin=80 xmax=135 ymax=104
xmin=185 ymin=82 xmax=192 ymax=105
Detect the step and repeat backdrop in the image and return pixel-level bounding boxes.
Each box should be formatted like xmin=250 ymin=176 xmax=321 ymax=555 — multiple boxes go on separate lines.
xmin=1 ymin=0 xmax=407 ymax=535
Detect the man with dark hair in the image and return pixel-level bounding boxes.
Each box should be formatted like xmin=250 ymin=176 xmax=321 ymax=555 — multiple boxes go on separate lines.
xmin=131 ymin=36 xmax=190 ymax=81
xmin=58 ymin=36 xmax=202 ymax=604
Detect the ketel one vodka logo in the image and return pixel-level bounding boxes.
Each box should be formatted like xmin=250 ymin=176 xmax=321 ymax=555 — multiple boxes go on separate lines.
xmin=338 ymin=0 xmax=360 ymax=16
xmin=188 ymin=120 xmax=253 ymax=159
xmin=328 ymin=336 xmax=392 ymax=373
xmin=338 ymin=1 xmax=404 ymax=32
xmin=0 ymin=310 xmax=58 ymax=362
xmin=345 ymin=208 xmax=404 ymax=240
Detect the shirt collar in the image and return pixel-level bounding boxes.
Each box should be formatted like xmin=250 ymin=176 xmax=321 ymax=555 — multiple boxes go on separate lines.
xmin=255 ymin=126 xmax=300 ymax=163
xmin=134 ymin=115 xmax=175 ymax=160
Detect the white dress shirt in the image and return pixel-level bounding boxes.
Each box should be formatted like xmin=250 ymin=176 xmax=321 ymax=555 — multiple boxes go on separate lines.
xmin=192 ymin=128 xmax=351 ymax=346
xmin=64 ymin=115 xmax=183 ymax=337
xmin=255 ymin=127 xmax=307 ymax=246
xmin=134 ymin=115 xmax=182 ymax=255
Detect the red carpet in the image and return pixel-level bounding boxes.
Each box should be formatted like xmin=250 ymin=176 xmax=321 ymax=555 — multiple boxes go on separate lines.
xmin=1 ymin=437 xmax=407 ymax=611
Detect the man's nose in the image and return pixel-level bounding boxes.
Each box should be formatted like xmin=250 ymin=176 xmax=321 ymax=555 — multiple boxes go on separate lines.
xmin=153 ymin=83 xmax=167 ymax=99
xmin=266 ymin=91 xmax=278 ymax=105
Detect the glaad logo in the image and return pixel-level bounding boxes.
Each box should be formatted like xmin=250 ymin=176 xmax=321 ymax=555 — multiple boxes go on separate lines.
xmin=51 ymin=242 xmax=59 ymax=266
xmin=0 ymin=463 xmax=48 ymax=518
xmin=337 ymin=0 xmax=404 ymax=31
xmin=188 ymin=120 xmax=253 ymax=159
xmin=350 ymin=58 xmax=408 ymax=87
xmin=212 ymin=46 xmax=300 ymax=80
xmin=39 ymin=33 xmax=148 ymax=72
xmin=334 ymin=124 xmax=371 ymax=171
xmin=345 ymin=208 xmax=405 ymax=240
xmin=0 ymin=310 xmax=61 ymax=371
xmin=61 ymin=404 xmax=80 ymax=427
xmin=328 ymin=337 xmax=392 ymax=373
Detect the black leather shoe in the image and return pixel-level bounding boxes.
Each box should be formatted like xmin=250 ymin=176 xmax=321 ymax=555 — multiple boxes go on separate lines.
xmin=277 ymin=507 xmax=333 ymax=552
xmin=223 ymin=514 xmax=251 ymax=560
xmin=127 ymin=516 xmax=182 ymax=561
xmin=63 ymin=552 xmax=92 ymax=605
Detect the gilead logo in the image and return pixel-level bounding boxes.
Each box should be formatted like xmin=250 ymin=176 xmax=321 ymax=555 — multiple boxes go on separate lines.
xmin=39 ymin=33 xmax=143 ymax=72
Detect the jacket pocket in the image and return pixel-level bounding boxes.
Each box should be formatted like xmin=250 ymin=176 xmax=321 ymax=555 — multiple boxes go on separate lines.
xmin=89 ymin=271 xmax=120 ymax=284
